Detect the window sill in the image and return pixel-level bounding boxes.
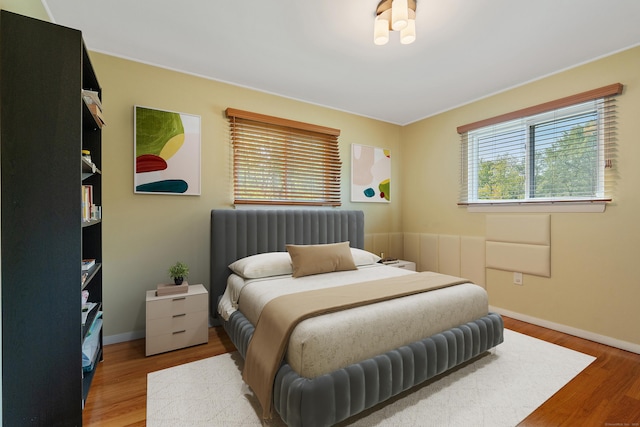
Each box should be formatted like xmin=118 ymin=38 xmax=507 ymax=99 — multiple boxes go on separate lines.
xmin=463 ymin=200 xmax=608 ymax=213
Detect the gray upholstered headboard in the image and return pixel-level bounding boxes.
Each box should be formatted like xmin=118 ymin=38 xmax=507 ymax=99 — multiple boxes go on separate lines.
xmin=209 ymin=209 xmax=365 ymax=324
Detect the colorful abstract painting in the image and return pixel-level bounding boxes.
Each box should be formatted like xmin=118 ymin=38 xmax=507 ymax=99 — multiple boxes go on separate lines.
xmin=351 ymin=144 xmax=391 ymax=203
xmin=134 ymin=106 xmax=201 ymax=195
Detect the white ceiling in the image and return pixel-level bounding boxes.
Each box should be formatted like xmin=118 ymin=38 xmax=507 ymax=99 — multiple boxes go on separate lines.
xmin=43 ymin=0 xmax=640 ymax=125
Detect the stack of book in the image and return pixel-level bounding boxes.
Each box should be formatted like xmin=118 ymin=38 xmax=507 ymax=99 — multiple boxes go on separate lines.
xmin=156 ymin=281 xmax=189 ymax=296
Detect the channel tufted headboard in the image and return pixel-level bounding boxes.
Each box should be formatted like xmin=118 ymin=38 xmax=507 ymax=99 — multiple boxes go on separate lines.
xmin=209 ymin=209 xmax=365 ymax=324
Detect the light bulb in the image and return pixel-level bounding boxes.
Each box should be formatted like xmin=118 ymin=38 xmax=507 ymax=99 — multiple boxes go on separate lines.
xmin=392 ymin=0 xmax=408 ymax=31
xmin=374 ymin=12 xmax=390 ymax=45
xmin=400 ymin=19 xmax=416 ymax=44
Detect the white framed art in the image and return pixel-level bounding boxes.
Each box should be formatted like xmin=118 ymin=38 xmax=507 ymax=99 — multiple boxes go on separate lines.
xmin=134 ymin=105 xmax=201 ymax=195
xmin=351 ymin=144 xmax=391 ymax=203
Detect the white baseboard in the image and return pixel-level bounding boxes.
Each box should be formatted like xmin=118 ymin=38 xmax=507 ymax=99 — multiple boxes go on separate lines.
xmin=104 ymin=329 xmax=145 ymax=346
xmin=490 ymin=305 xmax=640 ymax=355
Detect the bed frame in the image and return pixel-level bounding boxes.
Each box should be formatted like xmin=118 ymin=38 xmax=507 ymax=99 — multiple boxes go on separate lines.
xmin=210 ymin=209 xmax=504 ymax=427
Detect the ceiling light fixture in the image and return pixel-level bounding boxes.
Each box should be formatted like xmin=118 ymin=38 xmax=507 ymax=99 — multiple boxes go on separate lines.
xmin=374 ymin=0 xmax=417 ymax=46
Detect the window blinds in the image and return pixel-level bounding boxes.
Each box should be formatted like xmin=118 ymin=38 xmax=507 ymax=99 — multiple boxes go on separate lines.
xmin=226 ymin=108 xmax=342 ymax=206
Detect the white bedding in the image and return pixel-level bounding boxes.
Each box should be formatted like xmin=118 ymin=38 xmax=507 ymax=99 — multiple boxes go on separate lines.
xmin=218 ymin=264 xmax=489 ymax=378
xmin=218 ymin=263 xmax=411 ymax=323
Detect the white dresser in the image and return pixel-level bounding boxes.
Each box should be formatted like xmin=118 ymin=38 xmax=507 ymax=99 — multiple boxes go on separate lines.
xmin=145 ymin=284 xmax=209 ymax=356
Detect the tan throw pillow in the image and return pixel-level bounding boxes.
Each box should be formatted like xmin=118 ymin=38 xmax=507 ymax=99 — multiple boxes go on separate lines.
xmin=286 ymin=242 xmax=357 ymax=278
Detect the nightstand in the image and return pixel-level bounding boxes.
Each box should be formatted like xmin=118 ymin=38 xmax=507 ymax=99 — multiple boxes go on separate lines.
xmin=383 ymin=260 xmax=416 ymax=271
xmin=145 ymin=284 xmax=209 ymax=356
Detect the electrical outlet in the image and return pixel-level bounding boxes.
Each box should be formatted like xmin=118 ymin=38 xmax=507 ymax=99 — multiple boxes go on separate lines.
xmin=513 ymin=272 xmax=523 ymax=285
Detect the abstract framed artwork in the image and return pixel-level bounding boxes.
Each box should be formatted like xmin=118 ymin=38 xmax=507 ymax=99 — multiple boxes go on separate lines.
xmin=134 ymin=105 xmax=201 ymax=195
xmin=351 ymin=144 xmax=391 ymax=203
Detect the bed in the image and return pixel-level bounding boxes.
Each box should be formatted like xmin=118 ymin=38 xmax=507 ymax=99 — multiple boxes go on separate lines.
xmin=210 ymin=209 xmax=504 ymax=427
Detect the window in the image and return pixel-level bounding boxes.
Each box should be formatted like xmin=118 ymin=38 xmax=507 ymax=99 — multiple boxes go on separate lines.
xmin=457 ymin=84 xmax=622 ymax=207
xmin=226 ymin=108 xmax=342 ymax=206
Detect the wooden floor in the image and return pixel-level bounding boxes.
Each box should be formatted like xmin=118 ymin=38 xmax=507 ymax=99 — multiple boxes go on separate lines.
xmin=82 ymin=317 xmax=640 ymax=426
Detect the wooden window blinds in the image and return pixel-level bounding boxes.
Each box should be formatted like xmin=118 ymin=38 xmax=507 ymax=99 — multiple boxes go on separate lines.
xmin=226 ymin=108 xmax=342 ymax=206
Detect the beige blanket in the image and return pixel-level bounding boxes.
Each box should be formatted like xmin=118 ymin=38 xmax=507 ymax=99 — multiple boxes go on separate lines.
xmin=241 ymin=271 xmax=469 ymax=419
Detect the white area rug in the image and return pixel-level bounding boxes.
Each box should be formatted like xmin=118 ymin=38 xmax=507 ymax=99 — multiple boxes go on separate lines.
xmin=147 ymin=329 xmax=595 ymax=426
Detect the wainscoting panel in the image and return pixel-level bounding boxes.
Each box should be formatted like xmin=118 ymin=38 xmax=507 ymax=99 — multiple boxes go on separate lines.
xmin=419 ymin=234 xmax=438 ymax=272
xmin=485 ymin=215 xmax=551 ymax=277
xmin=364 ymin=232 xmax=404 ymax=259
xmin=389 ymin=232 xmax=404 ymax=259
xmin=403 ymin=233 xmax=420 ymax=266
xmin=371 ymin=233 xmax=389 ymax=258
xmin=369 ymin=232 xmax=487 ymax=287
xmin=438 ymin=235 xmax=461 ymax=276
xmin=461 ymin=236 xmax=486 ymax=288
xmin=364 ymin=234 xmax=374 ymax=255
xmin=486 ymin=241 xmax=551 ymax=277
xmin=486 ymin=214 xmax=550 ymax=245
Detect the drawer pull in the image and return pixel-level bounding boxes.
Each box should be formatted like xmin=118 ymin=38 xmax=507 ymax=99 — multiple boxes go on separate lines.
xmin=172 ymin=297 xmax=187 ymax=301
xmin=173 ymin=330 xmax=186 ymax=335
xmin=173 ymin=313 xmax=186 ymax=318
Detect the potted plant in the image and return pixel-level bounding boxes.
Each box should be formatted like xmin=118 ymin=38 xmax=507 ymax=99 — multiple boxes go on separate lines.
xmin=168 ymin=261 xmax=189 ymax=285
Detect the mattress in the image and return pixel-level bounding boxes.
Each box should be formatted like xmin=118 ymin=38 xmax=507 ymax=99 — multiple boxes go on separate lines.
xmin=219 ymin=264 xmax=489 ymax=378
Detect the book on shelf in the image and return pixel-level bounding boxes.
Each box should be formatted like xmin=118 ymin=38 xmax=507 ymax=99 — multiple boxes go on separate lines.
xmin=81 ymin=302 xmax=98 ymax=325
xmin=82 ymin=258 xmax=96 ymax=271
xmin=82 ymin=89 xmax=106 ymax=128
xmin=82 ymin=155 xmax=97 ymax=173
xmin=82 ymin=185 xmax=101 ymax=222
xmin=81 ymin=89 xmax=102 ymax=110
xmin=87 ymin=103 xmax=106 ymax=128
xmin=82 ymin=184 xmax=93 ymax=222
xmin=82 ymin=315 xmax=103 ymax=372
xmin=86 ymin=311 xmax=103 ymax=336
xmin=91 ymin=205 xmax=102 ymax=221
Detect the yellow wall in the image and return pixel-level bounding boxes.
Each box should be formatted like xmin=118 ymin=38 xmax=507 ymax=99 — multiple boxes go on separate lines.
xmin=89 ymin=53 xmax=403 ymax=338
xmin=0 ymin=0 xmax=48 ymax=20
xmin=402 ymin=46 xmax=640 ymax=347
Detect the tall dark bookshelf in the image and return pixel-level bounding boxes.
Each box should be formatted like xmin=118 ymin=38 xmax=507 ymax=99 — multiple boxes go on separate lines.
xmin=1 ymin=10 xmax=103 ymax=425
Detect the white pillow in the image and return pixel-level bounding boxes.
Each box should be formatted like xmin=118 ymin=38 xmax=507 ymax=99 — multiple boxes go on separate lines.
xmin=350 ymin=248 xmax=381 ymax=266
xmin=228 ymin=252 xmax=292 ymax=279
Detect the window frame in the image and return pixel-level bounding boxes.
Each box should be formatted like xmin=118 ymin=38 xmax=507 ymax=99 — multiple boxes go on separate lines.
xmin=457 ymin=84 xmax=622 ymax=212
